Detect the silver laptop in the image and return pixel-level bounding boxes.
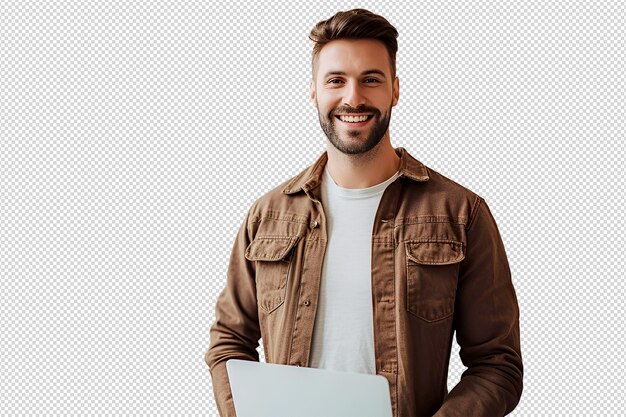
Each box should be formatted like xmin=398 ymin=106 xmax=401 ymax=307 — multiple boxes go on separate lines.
xmin=226 ymin=359 xmax=392 ymax=417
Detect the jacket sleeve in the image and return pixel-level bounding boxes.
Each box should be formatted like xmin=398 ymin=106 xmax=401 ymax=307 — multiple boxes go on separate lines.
xmin=435 ymin=197 xmax=523 ymax=417
xmin=204 ymin=207 xmax=262 ymax=417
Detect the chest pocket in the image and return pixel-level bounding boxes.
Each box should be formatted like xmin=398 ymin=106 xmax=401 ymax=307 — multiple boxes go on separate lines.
xmin=245 ymin=235 xmax=299 ymax=314
xmin=405 ymin=240 xmax=465 ymax=322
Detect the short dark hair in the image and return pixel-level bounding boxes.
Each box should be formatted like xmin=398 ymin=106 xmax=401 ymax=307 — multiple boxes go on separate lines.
xmin=309 ymin=8 xmax=399 ymax=80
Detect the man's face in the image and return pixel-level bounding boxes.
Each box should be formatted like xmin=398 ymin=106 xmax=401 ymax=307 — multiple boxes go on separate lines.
xmin=310 ymin=38 xmax=399 ymax=155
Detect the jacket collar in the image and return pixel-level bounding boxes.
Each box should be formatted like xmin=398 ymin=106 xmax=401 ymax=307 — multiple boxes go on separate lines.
xmin=281 ymin=146 xmax=429 ymax=195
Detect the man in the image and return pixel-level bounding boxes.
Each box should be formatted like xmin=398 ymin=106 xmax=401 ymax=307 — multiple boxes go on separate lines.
xmin=205 ymin=8 xmax=523 ymax=417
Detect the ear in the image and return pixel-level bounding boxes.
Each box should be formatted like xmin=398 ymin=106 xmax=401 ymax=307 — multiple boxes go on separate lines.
xmin=309 ymin=79 xmax=317 ymax=106
xmin=392 ymin=76 xmax=400 ymax=107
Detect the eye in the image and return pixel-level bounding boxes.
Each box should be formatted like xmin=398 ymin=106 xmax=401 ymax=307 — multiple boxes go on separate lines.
xmin=327 ymin=78 xmax=343 ymax=84
xmin=364 ymin=78 xmax=381 ymax=83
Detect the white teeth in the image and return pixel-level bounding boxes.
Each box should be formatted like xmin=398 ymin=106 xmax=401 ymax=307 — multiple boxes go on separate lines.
xmin=338 ymin=115 xmax=369 ymax=123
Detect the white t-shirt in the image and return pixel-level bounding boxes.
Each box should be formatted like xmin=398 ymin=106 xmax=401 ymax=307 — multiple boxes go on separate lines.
xmin=309 ymin=165 xmax=401 ymax=374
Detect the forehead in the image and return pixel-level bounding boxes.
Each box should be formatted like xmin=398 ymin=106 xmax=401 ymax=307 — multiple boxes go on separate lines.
xmin=316 ymin=38 xmax=391 ymax=78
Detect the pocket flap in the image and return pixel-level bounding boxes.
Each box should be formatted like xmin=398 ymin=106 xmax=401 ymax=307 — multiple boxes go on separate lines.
xmin=405 ymin=240 xmax=465 ymax=265
xmin=244 ymin=236 xmax=299 ymax=261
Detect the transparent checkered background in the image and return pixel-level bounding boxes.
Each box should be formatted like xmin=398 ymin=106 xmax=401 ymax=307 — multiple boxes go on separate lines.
xmin=1 ymin=0 xmax=624 ymax=415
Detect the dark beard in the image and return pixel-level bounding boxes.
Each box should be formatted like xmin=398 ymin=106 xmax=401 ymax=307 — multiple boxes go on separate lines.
xmin=318 ymin=105 xmax=392 ymax=155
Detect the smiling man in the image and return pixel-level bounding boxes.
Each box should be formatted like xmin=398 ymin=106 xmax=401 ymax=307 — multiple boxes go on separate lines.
xmin=205 ymin=8 xmax=523 ymax=417
xmin=313 ymin=38 xmax=397 ymax=158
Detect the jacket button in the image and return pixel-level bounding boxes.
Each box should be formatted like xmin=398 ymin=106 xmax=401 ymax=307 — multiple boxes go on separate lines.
xmin=303 ymin=300 xmax=310 ymax=306
xmin=311 ymin=220 xmax=319 ymax=228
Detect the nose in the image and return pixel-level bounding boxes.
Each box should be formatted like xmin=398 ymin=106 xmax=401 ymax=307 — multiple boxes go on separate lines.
xmin=343 ymin=81 xmax=367 ymax=108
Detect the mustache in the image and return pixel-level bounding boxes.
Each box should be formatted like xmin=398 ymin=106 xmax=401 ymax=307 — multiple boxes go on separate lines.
xmin=332 ymin=106 xmax=380 ymax=116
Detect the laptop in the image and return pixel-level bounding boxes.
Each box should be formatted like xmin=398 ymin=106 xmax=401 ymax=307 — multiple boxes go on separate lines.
xmin=226 ymin=359 xmax=392 ymax=417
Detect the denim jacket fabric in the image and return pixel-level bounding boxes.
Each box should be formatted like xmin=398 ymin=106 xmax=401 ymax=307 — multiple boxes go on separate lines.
xmin=205 ymin=147 xmax=523 ymax=417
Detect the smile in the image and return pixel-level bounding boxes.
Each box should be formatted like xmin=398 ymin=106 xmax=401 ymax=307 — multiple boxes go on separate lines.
xmin=334 ymin=114 xmax=374 ymax=125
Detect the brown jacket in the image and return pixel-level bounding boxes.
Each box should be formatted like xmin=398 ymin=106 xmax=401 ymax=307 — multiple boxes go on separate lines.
xmin=205 ymin=147 xmax=523 ymax=417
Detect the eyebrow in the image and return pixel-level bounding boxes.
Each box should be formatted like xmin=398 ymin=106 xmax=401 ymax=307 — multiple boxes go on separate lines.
xmin=323 ymin=69 xmax=387 ymax=79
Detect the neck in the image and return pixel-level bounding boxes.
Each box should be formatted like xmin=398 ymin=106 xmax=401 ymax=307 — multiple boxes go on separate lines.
xmin=325 ymin=135 xmax=400 ymax=189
